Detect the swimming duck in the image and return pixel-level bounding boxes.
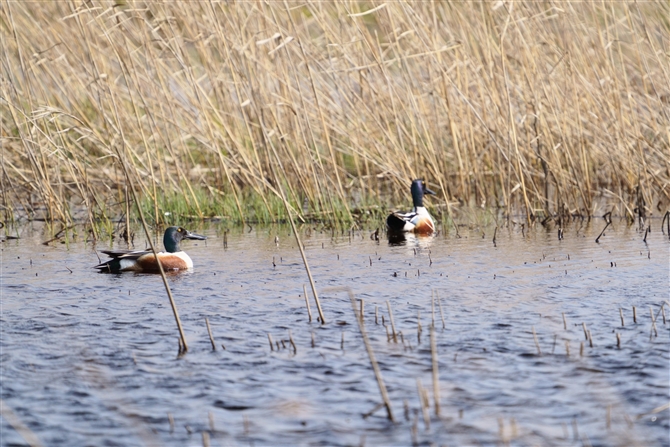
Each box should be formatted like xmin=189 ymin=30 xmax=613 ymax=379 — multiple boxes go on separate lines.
xmin=386 ymin=179 xmax=437 ymax=234
xmin=95 ymin=226 xmax=206 ymax=273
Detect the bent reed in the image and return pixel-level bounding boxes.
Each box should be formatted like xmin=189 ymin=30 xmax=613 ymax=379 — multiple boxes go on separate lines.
xmin=1 ymin=1 xmax=668 ymax=229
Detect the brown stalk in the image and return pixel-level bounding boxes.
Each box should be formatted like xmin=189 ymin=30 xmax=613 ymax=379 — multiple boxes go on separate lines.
xmin=333 ymin=287 xmax=395 ymax=422
xmin=205 ymin=317 xmax=216 ymax=351
xmin=430 ymin=327 xmax=440 ymax=416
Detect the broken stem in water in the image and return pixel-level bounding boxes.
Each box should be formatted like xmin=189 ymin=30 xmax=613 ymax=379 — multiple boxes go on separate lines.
xmin=595 ymin=211 xmax=612 ymax=243
xmin=205 ymin=317 xmax=216 ymax=351
xmin=303 ymin=284 xmax=312 ymax=323
xmin=532 ymin=326 xmax=542 ymax=355
xmin=336 ymin=287 xmax=395 ymax=422
xmin=431 ymin=327 xmax=440 ymax=416
xmin=386 ymin=300 xmax=398 ymax=343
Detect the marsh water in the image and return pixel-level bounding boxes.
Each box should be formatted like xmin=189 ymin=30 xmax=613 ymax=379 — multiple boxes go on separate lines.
xmin=1 ymin=219 xmax=669 ymax=446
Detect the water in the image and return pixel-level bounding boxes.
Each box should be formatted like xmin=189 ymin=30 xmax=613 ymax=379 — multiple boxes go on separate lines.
xmin=2 ymin=220 xmax=668 ymax=446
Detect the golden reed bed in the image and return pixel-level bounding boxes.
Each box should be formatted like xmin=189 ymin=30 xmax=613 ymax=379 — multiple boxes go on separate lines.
xmin=1 ymin=1 xmax=668 ymax=226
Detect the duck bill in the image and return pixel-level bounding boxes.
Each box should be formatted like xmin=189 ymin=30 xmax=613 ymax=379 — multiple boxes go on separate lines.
xmin=424 ymin=188 xmax=437 ymax=196
xmin=184 ymin=231 xmax=207 ymax=240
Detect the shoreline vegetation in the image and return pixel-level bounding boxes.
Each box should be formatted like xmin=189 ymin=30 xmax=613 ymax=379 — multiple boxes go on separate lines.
xmin=2 ymin=2 xmax=669 ymax=233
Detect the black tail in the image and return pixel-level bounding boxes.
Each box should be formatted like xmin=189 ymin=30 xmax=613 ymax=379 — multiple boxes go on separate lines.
xmin=386 ymin=213 xmax=407 ymax=233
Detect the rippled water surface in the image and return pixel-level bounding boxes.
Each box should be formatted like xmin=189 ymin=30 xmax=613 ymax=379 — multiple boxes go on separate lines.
xmin=2 ymin=220 xmax=669 ymax=446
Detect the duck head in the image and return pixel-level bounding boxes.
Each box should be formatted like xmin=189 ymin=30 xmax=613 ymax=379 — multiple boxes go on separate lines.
xmin=164 ymin=226 xmax=207 ymax=253
xmin=410 ymin=179 xmax=436 ymax=208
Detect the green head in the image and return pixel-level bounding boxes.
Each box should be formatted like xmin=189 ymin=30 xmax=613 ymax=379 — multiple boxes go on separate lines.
xmin=163 ymin=226 xmax=207 ymax=253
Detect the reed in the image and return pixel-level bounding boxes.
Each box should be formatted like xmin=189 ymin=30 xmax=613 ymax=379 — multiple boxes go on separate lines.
xmin=662 ymin=306 xmax=667 ymax=325
xmin=347 ymin=288 xmax=394 ymax=422
xmin=386 ymin=300 xmax=398 ymax=343
xmin=416 ymin=378 xmax=430 ymax=430
xmin=430 ymin=327 xmax=440 ymax=416
xmin=0 ymin=399 xmax=44 ymax=447
xmin=532 ymin=326 xmax=542 ymax=355
xmin=288 ymin=330 xmax=297 ymax=353
xmin=168 ymin=413 xmax=175 ymax=434
xmin=435 ymin=291 xmax=446 ymax=330
xmin=205 ymin=317 xmax=216 ymax=351
xmin=303 ymin=284 xmax=312 ymax=323
xmin=649 ymin=307 xmax=658 ymax=339
xmin=2 ymin=2 xmax=668 ymax=226
xmin=595 ymin=212 xmax=612 ymax=243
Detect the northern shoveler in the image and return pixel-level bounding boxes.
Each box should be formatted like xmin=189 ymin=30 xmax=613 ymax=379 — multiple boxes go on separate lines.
xmin=386 ymin=179 xmax=437 ymax=234
xmin=95 ymin=226 xmax=206 ymax=273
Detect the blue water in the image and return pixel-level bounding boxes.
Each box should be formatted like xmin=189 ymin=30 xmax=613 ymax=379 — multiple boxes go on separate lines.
xmin=1 ymin=219 xmax=668 ymax=446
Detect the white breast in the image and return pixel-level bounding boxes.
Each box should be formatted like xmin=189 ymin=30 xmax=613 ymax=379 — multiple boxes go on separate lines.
xmin=172 ymin=251 xmax=194 ymax=269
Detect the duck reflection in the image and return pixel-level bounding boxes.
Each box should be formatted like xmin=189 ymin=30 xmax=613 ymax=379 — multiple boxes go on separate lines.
xmin=387 ymin=231 xmax=434 ymax=249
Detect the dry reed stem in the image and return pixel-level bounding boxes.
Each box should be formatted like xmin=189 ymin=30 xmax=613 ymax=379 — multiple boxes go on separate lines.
xmin=289 ymin=330 xmax=297 ymax=354
xmin=649 ymin=307 xmax=658 ymax=338
xmin=168 ymin=413 xmax=174 ymax=434
xmin=416 ymin=378 xmax=430 ymax=430
xmin=269 ymin=150 xmax=324 ymax=324
xmin=386 ymin=300 xmax=398 ymax=343
xmin=431 ymin=292 xmax=436 ymax=329
xmin=341 ymin=287 xmax=394 ymax=422
xmin=113 ymin=130 xmax=189 ymax=351
xmin=205 ymin=317 xmax=216 ymax=351
xmin=0 ymin=399 xmax=44 ymax=447
xmin=430 ymin=327 xmax=440 ymax=416
xmin=532 ymin=326 xmax=542 ymax=355
xmin=595 ymin=212 xmax=612 ymax=243
xmin=303 ymin=284 xmax=312 ymax=323
xmin=435 ymin=291 xmax=446 ymax=329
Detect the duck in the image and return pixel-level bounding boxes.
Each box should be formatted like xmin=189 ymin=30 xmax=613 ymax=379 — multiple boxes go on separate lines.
xmin=95 ymin=226 xmax=206 ymax=273
xmin=386 ymin=179 xmax=437 ymax=234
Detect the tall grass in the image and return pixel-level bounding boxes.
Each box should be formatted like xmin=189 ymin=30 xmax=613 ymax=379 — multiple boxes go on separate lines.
xmin=1 ymin=1 xmax=668 ymax=228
